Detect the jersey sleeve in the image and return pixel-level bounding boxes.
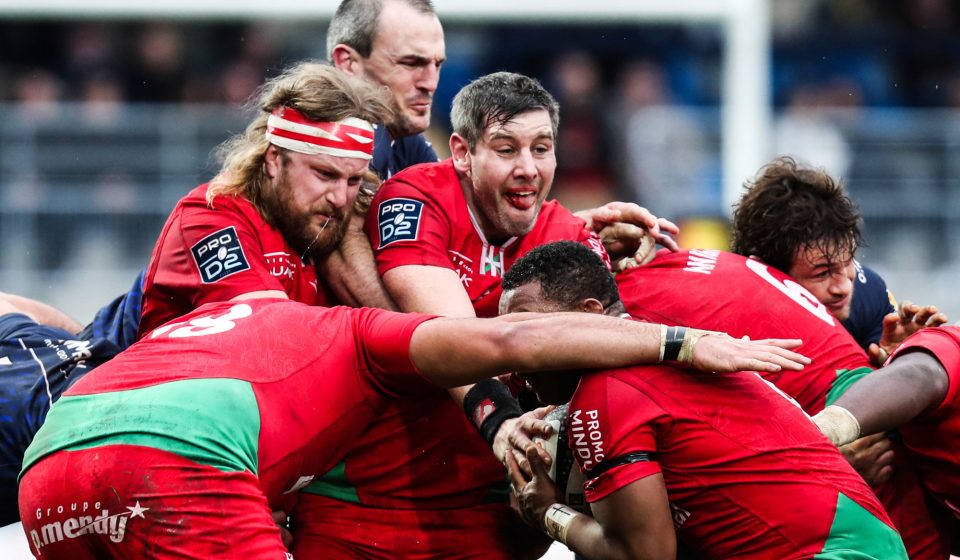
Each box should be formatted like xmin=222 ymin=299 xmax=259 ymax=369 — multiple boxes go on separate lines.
xmin=570 ymin=373 xmax=665 ymax=502
xmin=365 ymin=178 xmax=453 ymax=275
xmin=890 ymin=326 xmax=960 ymax=416
xmin=352 ymin=307 xmax=439 ymax=397
xmin=164 ymin=199 xmax=287 ymax=306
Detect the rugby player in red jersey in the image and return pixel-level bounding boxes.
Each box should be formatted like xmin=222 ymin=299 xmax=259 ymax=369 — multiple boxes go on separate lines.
xmin=502 ymin=241 xmax=907 ymax=560
xmin=18 ymin=296 xmax=806 ymax=559
xmin=292 ymin=71 xmax=677 ymax=559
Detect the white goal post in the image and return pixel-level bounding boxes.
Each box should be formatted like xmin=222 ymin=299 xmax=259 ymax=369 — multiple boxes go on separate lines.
xmin=0 ymin=0 xmax=772 ymax=215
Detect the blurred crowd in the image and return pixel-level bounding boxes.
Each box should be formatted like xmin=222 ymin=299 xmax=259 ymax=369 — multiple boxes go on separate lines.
xmin=3 ymin=0 xmax=960 ymax=255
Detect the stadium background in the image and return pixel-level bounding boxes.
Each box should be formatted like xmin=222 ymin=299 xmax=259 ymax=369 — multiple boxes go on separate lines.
xmin=1 ymin=1 xmax=959 ymax=556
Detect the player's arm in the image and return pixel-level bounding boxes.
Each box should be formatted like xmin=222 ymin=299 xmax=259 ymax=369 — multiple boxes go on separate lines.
xmin=383 ymin=264 xmax=476 ymax=316
xmin=0 ymin=292 xmax=83 ymax=333
xmin=509 ymin=447 xmax=674 ymax=560
xmin=409 ymin=313 xmax=809 ymax=388
xmin=814 ymin=350 xmax=949 ymax=446
xmin=320 ymin=180 xmax=399 ymax=310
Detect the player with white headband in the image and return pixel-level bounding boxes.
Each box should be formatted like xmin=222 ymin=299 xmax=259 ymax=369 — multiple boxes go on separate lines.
xmin=137 ymin=62 xmax=392 ymax=338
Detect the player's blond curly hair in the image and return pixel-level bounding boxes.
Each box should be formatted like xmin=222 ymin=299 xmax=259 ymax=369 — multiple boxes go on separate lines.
xmin=207 ymin=61 xmax=390 ymax=215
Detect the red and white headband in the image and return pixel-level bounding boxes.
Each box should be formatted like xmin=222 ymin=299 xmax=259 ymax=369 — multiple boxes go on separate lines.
xmin=266 ymin=106 xmax=375 ymax=160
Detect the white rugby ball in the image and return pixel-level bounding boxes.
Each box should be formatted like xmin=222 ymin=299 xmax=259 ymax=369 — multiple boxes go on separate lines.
xmin=534 ymin=404 xmax=590 ymax=514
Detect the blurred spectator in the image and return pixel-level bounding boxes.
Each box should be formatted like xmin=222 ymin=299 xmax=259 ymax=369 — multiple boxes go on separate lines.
xmin=773 ymin=79 xmax=861 ymax=179
xmin=125 ymin=23 xmax=187 ymax=102
xmin=618 ymin=60 xmax=714 ymax=221
xmin=13 ymin=68 xmax=62 ymax=121
xmin=548 ymin=51 xmax=616 ymax=211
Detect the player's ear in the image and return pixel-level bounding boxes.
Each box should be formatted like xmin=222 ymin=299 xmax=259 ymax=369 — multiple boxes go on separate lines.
xmin=580 ymin=298 xmax=605 ymax=315
xmin=331 ymin=45 xmax=363 ymax=76
xmin=450 ymin=133 xmax=472 ymax=176
xmin=264 ymin=145 xmax=283 ymax=179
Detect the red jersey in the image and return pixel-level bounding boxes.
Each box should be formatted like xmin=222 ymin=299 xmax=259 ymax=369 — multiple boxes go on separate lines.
xmin=570 ymin=364 xmax=906 ymax=559
xmin=617 ymin=249 xmax=870 ymax=414
xmin=365 ymin=159 xmax=608 ymax=318
xmin=617 ymin=249 xmax=948 ymax=559
xmin=301 ymin=159 xmax=606 ymax=510
xmin=139 ymin=183 xmax=326 ymax=338
xmin=889 ymin=326 xmax=960 ymax=518
xmin=23 ymin=299 xmax=434 ymax=511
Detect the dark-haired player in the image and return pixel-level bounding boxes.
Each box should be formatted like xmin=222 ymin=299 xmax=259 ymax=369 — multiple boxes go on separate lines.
xmin=293 ymin=70 xmax=677 ymax=559
xmin=501 ymin=241 xmax=907 ymax=560
xmin=731 ymin=155 xmax=946 ymax=364
xmin=18 ymin=295 xmax=805 ymax=559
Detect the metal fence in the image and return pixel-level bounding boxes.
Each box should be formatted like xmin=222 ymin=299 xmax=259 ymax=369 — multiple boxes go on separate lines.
xmin=1 ymin=103 xmax=958 ymax=322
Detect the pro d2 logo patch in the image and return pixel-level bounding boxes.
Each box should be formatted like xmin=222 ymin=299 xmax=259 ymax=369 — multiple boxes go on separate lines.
xmin=377 ymin=198 xmax=423 ymax=248
xmin=190 ymin=226 xmax=250 ymax=284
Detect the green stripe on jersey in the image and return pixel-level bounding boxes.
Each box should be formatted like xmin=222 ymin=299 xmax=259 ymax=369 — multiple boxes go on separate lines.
xmin=826 ymin=367 xmax=873 ymax=407
xmin=21 ymin=378 xmax=260 ymax=476
xmin=814 ymin=492 xmax=908 ymax=559
xmin=302 ymin=461 xmax=360 ymax=503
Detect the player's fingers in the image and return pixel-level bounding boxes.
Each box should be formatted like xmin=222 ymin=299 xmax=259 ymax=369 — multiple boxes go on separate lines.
xmin=928 ymin=312 xmax=949 ymax=327
xmin=751 ymin=338 xmax=804 ymax=350
xmin=526 ymin=445 xmax=552 ymax=480
xmin=654 ymin=231 xmax=680 ymax=252
xmin=505 ymin=448 xmax=528 ymax=490
xmin=747 ymin=348 xmax=810 ymax=372
xmin=657 ymin=217 xmax=680 ymax=235
xmin=912 ymin=306 xmax=937 ymax=326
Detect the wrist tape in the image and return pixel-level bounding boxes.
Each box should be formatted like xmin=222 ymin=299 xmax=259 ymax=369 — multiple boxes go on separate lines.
xmin=544 ymin=503 xmax=577 ymax=545
xmin=463 ymin=379 xmax=523 ymax=446
xmin=813 ymin=405 xmax=861 ymax=447
xmin=659 ymin=326 xmax=718 ymax=365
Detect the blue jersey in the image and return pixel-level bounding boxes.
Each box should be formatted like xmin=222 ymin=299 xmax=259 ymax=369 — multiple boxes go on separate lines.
xmin=371 ymin=125 xmax=439 ymax=180
xmin=0 ymin=313 xmax=120 ymax=523
xmin=79 ymin=269 xmax=145 ymax=351
xmin=842 ymin=261 xmax=896 ymax=350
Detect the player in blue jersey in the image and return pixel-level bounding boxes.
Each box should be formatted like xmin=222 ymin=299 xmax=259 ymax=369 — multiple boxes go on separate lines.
xmin=731 ymin=156 xmax=946 ymax=367
xmin=0 ymin=297 xmax=121 ymax=524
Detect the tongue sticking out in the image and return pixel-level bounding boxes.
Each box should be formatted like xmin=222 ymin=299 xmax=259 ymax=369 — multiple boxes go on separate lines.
xmin=506 ymin=191 xmax=537 ymax=211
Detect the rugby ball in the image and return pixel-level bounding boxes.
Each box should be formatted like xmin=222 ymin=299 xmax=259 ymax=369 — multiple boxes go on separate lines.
xmin=535 ymin=404 xmax=590 ymax=514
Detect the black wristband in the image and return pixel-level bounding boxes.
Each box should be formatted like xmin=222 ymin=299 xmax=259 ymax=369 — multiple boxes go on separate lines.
xmin=463 ymin=379 xmax=524 ymax=446
xmin=663 ymin=326 xmax=686 ymax=362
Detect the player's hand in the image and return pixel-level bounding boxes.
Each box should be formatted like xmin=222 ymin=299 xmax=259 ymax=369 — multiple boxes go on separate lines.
xmin=870 ymin=301 xmax=948 ymax=366
xmin=574 ymin=201 xmax=680 ymax=260
xmin=839 ymin=433 xmax=894 ymax=487
xmin=508 ymin=446 xmax=563 ymax=531
xmin=271 ymin=510 xmax=293 ymax=549
xmin=494 ymin=406 xmax=555 ymax=478
xmin=691 ymin=335 xmax=809 ymax=373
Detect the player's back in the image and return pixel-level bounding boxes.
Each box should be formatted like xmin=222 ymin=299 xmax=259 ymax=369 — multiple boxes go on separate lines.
xmin=617 ymin=249 xmax=870 ymax=413
xmin=571 ymin=364 xmax=907 ymax=559
xmin=23 ymin=299 xmax=431 ymax=509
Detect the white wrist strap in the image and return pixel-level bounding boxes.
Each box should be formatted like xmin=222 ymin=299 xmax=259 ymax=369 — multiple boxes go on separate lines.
xmin=813 ymin=405 xmax=861 ymax=447
xmin=678 ymin=328 xmax=717 ymax=365
xmin=544 ymin=503 xmax=577 ymax=545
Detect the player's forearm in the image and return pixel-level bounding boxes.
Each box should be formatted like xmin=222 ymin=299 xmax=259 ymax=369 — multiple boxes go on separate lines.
xmin=320 ymin=218 xmax=398 ymax=310
xmin=828 ymin=352 xmax=948 ymax=440
xmin=544 ymin=506 xmax=667 ymax=560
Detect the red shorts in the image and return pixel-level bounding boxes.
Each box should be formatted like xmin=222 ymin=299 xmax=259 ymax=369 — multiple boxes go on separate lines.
xmin=19 ymin=444 xmax=290 ymax=560
xmin=290 ymin=494 xmax=549 ymax=560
